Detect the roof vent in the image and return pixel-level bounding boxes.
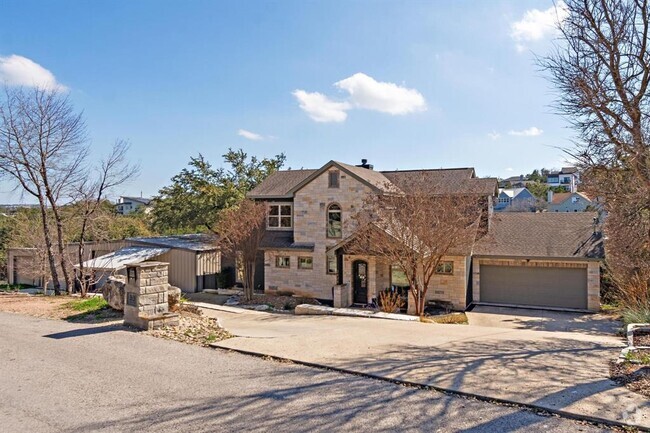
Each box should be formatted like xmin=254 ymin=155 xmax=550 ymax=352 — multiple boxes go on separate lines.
xmin=356 ymin=159 xmax=374 ymax=170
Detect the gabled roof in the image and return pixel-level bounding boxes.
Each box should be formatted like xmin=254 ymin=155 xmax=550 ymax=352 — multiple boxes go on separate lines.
xmin=473 ymin=212 xmax=604 ymax=259
xmin=551 ymin=192 xmax=591 ymax=205
xmin=249 ymin=161 xmax=498 ymax=199
xmin=287 ymin=161 xmax=400 ymax=195
xmin=128 ymin=233 xmax=218 ymax=252
xmin=560 ymin=167 xmax=579 ymax=174
xmin=76 ymin=246 xmax=170 ymax=270
xmin=248 ymin=169 xmax=317 ymax=199
xmin=498 ymin=187 xmax=530 ymax=199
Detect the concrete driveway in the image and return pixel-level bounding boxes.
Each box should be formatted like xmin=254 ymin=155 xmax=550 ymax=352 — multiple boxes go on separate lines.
xmin=203 ymin=305 xmax=649 ymax=429
xmin=466 ymin=305 xmax=622 ymax=335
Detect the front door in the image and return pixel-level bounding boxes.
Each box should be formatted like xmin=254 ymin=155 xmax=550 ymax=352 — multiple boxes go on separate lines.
xmin=352 ymin=260 xmax=368 ymax=304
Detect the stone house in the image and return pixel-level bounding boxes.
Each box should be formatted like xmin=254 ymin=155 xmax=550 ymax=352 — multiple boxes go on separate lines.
xmin=249 ymin=159 xmax=605 ymax=312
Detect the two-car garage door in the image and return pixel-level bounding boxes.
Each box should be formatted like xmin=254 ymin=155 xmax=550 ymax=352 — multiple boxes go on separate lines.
xmin=479 ymin=265 xmax=588 ymax=310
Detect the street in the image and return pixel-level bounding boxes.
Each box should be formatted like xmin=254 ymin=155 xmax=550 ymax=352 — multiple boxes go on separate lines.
xmin=0 ymin=312 xmax=611 ymax=432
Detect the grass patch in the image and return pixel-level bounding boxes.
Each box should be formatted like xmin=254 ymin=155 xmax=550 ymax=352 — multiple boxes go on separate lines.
xmin=62 ymin=297 xmax=121 ymax=323
xmin=420 ymin=312 xmax=468 ymax=324
xmin=626 ymin=350 xmax=650 ymax=365
xmin=64 ymin=297 xmax=108 ymax=312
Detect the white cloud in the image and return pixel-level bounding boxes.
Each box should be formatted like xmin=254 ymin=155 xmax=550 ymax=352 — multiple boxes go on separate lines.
xmin=505 ymin=167 xmax=514 ymax=172
xmin=293 ymin=73 xmax=426 ymax=123
xmin=487 ymin=131 xmax=501 ymax=141
xmin=292 ymin=90 xmax=350 ymax=123
xmin=237 ymin=129 xmax=265 ymax=141
xmin=510 ymin=1 xmax=568 ymax=51
xmin=334 ymin=73 xmax=426 ymax=115
xmin=508 ymin=126 xmax=544 ymax=137
xmin=0 ymin=55 xmax=66 ymax=91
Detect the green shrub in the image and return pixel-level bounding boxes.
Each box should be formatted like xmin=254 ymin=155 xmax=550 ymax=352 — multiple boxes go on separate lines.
xmin=622 ymin=307 xmax=650 ymax=326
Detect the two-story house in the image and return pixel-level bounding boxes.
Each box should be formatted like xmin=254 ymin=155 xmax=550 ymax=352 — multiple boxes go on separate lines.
xmin=115 ymin=196 xmax=152 ymax=215
xmin=494 ymin=187 xmax=537 ymax=211
xmin=546 ymin=167 xmax=580 ymax=193
xmin=248 ymin=160 xmax=604 ymax=312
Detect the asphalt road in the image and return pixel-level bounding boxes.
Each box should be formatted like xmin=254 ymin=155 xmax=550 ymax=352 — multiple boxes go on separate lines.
xmin=0 ymin=312 xmax=612 ymax=433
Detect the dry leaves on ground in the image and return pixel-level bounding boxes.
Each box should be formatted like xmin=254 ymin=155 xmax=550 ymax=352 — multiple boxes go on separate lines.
xmin=610 ymin=361 xmax=650 ymax=398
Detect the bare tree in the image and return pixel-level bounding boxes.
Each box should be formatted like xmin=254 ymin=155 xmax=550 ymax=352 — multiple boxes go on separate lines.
xmin=216 ymin=199 xmax=267 ymax=301
xmin=540 ymin=0 xmax=650 ymax=285
xmin=347 ymin=178 xmax=482 ymax=316
xmin=0 ymin=87 xmax=87 ymax=294
xmin=69 ymin=141 xmax=138 ymax=296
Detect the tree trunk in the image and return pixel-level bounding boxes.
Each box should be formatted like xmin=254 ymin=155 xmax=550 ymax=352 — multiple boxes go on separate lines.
xmin=37 ymin=198 xmax=60 ymax=295
xmin=243 ymin=261 xmax=255 ymax=301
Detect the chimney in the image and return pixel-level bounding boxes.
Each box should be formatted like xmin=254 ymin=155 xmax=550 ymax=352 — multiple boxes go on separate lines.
xmin=356 ymin=158 xmax=373 ymax=170
xmin=547 ymin=189 xmax=553 ymax=203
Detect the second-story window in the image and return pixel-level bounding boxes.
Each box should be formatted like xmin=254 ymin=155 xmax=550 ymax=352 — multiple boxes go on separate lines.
xmin=327 ymin=203 xmax=342 ymax=238
xmin=268 ymin=203 xmax=292 ymax=229
xmin=328 ymin=170 xmax=340 ymax=188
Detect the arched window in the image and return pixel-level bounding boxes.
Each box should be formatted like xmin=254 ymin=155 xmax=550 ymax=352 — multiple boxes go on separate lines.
xmin=327 ymin=204 xmax=342 ymax=238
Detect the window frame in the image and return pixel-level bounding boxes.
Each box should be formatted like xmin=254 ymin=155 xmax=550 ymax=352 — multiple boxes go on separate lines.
xmin=275 ymin=256 xmax=290 ymax=268
xmin=267 ymin=202 xmax=293 ymax=230
xmin=326 ymin=203 xmax=342 ymax=238
xmin=298 ymin=256 xmax=313 ymax=270
xmin=326 ymin=255 xmax=338 ymax=274
xmin=435 ymin=261 xmax=454 ymax=275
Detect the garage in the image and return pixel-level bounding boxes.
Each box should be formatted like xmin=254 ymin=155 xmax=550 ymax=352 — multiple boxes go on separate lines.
xmin=471 ymin=213 xmax=605 ymax=312
xmin=479 ymin=265 xmax=588 ymax=310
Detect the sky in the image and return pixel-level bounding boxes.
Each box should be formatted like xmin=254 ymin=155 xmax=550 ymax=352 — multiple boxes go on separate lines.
xmin=0 ymin=0 xmax=574 ymax=203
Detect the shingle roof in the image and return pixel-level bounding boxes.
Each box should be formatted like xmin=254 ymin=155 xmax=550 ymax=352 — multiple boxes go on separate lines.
xmin=249 ymin=163 xmax=497 ymax=199
xmin=248 ymin=169 xmax=317 ymax=198
xmin=551 ymin=192 xmax=591 ymax=205
xmin=382 ymin=168 xmax=497 ymax=195
xmin=473 ymin=212 xmax=604 ymax=259
xmin=259 ymin=231 xmax=314 ymax=251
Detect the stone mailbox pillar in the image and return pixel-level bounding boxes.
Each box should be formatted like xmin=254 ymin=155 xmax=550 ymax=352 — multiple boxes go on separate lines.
xmin=123 ymin=262 xmax=179 ymax=330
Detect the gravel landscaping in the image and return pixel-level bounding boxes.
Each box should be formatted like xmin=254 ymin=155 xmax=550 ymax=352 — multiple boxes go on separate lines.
xmin=146 ymin=306 xmax=232 ymax=346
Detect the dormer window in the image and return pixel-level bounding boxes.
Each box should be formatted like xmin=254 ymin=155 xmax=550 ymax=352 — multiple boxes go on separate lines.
xmin=268 ymin=203 xmax=292 ymax=229
xmin=328 ymin=170 xmax=340 ymax=188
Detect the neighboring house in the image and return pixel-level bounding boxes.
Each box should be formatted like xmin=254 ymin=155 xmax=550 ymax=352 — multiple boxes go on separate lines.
xmin=498 ymin=175 xmax=531 ymax=189
xmin=248 ymin=159 xmax=604 ymax=312
xmin=472 ymin=213 xmax=602 ymax=311
xmin=547 ymin=190 xmax=594 ymax=212
xmin=494 ymin=187 xmax=537 ymax=211
xmin=115 ymin=196 xmax=152 ymax=215
xmin=547 ymin=167 xmax=580 ymax=193
xmin=7 ymin=234 xmax=222 ymax=292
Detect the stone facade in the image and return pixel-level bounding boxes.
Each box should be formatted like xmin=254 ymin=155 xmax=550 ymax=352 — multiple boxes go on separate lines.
xmin=123 ymin=262 xmax=179 ymax=330
xmin=264 ymin=169 xmax=373 ymax=299
xmin=472 ymin=257 xmax=600 ymax=312
xmin=263 ymin=168 xmax=472 ymax=309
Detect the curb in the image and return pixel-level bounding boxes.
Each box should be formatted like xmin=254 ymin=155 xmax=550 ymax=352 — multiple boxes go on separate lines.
xmin=210 ymin=343 xmax=649 ymax=432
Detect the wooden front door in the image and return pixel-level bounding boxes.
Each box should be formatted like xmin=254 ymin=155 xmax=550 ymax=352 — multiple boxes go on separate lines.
xmin=352 ymin=260 xmax=368 ymax=304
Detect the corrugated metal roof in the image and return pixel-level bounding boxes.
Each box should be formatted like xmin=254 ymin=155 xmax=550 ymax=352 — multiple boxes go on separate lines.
xmin=76 ymin=246 xmax=170 ymax=270
xmin=129 ymin=233 xmax=218 ymax=251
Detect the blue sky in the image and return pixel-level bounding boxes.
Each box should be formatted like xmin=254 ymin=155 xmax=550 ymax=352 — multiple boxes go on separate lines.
xmin=0 ymin=0 xmax=572 ymax=203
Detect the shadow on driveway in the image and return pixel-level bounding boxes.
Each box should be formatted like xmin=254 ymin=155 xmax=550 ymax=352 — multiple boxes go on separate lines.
xmin=43 ymin=324 xmax=126 ymax=339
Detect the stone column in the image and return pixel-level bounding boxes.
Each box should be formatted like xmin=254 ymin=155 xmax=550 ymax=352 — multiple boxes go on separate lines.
xmin=123 ymin=262 xmax=179 ymax=330
xmin=587 ymin=261 xmax=600 ymax=312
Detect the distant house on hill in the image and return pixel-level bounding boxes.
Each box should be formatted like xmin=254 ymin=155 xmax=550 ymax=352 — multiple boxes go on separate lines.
xmin=495 ymin=188 xmax=537 ymax=212
xmin=548 ymin=191 xmax=594 ymax=212
xmin=115 ymin=196 xmax=152 ymax=215
xmin=547 ymin=167 xmax=580 ymax=193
